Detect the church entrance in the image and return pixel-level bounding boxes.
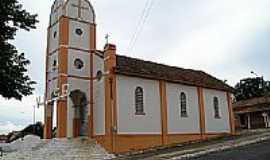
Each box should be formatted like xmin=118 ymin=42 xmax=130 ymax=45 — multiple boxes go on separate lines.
xmin=70 ymin=90 xmax=89 ymax=136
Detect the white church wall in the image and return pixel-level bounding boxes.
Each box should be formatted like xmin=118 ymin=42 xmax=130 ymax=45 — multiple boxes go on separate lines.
xmin=50 ymin=0 xmax=64 ymax=25
xmin=80 ymin=0 xmax=95 ymax=23
xmin=47 ymin=51 xmax=59 ymax=81
xmin=93 ymin=54 xmax=104 ymax=77
xmin=69 ymin=20 xmax=90 ymax=50
xmin=166 ymin=83 xmax=201 ymax=134
xmin=67 ymin=77 xmax=90 ymax=137
xmin=116 ymin=75 xmax=161 ymax=135
xmin=65 ymin=0 xmax=79 ymax=19
xmin=47 ymin=79 xmax=58 ymax=100
xmin=49 ymin=23 xmax=59 ymax=53
xmin=93 ymin=79 xmax=105 ymax=135
xmin=67 ymin=49 xmax=90 ymax=77
xmin=203 ymin=89 xmax=230 ymax=133
xmin=93 ymin=54 xmax=105 ymax=135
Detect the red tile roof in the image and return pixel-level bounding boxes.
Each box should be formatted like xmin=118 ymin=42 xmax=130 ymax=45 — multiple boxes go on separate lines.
xmin=115 ymin=55 xmax=234 ymax=92
xmin=233 ymin=96 xmax=270 ymax=108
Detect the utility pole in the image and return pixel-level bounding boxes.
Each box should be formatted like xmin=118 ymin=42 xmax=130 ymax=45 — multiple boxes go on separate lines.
xmin=33 ymin=105 xmax=36 ymax=124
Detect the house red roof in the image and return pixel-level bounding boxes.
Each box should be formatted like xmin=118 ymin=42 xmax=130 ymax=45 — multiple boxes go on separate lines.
xmin=233 ymin=96 xmax=270 ymax=108
xmin=115 ymin=55 xmax=234 ymax=92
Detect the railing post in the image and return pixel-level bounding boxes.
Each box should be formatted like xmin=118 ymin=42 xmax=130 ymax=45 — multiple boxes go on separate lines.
xmin=0 ymin=147 xmax=3 ymax=157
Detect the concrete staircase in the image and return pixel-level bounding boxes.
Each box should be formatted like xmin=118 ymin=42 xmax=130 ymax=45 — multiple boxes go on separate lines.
xmin=1 ymin=137 xmax=114 ymax=160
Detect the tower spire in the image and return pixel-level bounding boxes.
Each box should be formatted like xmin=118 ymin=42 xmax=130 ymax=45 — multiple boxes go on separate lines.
xmin=71 ymin=0 xmax=90 ymax=18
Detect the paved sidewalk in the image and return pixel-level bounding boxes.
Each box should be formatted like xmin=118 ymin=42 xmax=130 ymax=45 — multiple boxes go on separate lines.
xmin=187 ymin=139 xmax=270 ymax=160
xmin=115 ymin=129 xmax=270 ymax=160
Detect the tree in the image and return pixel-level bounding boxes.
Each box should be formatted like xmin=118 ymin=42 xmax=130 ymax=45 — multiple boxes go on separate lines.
xmin=0 ymin=0 xmax=38 ymax=100
xmin=234 ymin=77 xmax=270 ymax=101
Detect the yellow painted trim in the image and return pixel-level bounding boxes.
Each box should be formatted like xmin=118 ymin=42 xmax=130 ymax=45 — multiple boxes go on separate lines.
xmin=55 ymin=17 xmax=69 ymax=138
xmin=227 ymin=92 xmax=236 ymax=135
xmin=159 ymin=80 xmax=168 ymax=145
xmin=197 ymin=87 xmax=206 ymax=139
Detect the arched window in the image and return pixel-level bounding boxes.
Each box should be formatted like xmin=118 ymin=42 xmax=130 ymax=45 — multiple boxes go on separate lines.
xmin=214 ymin=97 xmax=221 ymax=119
xmin=180 ymin=92 xmax=188 ymax=117
xmin=135 ymin=87 xmax=145 ymax=115
xmin=96 ymin=70 xmax=103 ymax=81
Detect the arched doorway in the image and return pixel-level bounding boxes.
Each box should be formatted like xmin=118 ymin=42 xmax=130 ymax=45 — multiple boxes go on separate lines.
xmin=69 ymin=90 xmax=89 ymax=136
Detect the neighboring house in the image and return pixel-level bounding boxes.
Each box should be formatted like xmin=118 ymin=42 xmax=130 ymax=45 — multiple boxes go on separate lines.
xmin=0 ymin=135 xmax=7 ymax=143
xmin=233 ymin=96 xmax=270 ymax=129
xmin=44 ymin=0 xmax=235 ymax=153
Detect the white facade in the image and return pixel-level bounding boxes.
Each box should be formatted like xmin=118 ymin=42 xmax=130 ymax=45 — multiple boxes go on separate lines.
xmin=48 ymin=23 xmax=59 ymax=53
xmin=166 ymin=83 xmax=201 ymax=134
xmin=67 ymin=49 xmax=91 ymax=77
xmin=203 ymin=89 xmax=230 ymax=133
xmin=69 ymin=20 xmax=90 ymax=50
xmin=115 ymin=75 xmax=230 ymax=135
xmin=116 ymin=75 xmax=162 ymax=135
xmin=47 ymin=51 xmax=59 ymax=82
xmin=47 ymin=79 xmax=58 ymax=100
xmin=93 ymin=54 xmax=105 ymax=135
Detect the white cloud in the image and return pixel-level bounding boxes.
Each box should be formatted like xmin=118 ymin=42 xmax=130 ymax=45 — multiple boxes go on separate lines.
xmin=154 ymin=0 xmax=270 ymax=85
xmin=0 ymin=95 xmax=44 ymax=127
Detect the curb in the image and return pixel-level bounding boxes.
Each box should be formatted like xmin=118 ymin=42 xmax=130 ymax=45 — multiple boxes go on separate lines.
xmin=168 ymin=134 xmax=270 ymax=160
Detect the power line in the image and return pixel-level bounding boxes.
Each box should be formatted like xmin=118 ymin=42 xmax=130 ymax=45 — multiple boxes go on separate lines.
xmin=129 ymin=0 xmax=155 ymax=53
xmin=127 ymin=0 xmax=152 ymax=52
xmin=127 ymin=0 xmax=156 ymax=53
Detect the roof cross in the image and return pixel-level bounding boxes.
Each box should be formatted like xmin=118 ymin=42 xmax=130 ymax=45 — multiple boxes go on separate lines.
xmin=105 ymin=34 xmax=110 ymax=44
xmin=72 ymin=0 xmax=89 ymax=18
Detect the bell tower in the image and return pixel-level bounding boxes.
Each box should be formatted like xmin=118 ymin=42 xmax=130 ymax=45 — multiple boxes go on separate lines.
xmin=44 ymin=0 xmax=96 ymax=138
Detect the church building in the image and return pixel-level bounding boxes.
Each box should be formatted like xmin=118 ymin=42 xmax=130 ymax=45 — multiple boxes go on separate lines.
xmin=44 ymin=0 xmax=235 ymax=153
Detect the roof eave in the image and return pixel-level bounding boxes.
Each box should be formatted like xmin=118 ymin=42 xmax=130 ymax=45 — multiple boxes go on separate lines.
xmin=115 ymin=71 xmax=234 ymax=93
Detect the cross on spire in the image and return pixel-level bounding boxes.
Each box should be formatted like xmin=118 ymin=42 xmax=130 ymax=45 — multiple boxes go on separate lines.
xmin=105 ymin=34 xmax=110 ymax=44
xmin=72 ymin=0 xmax=89 ymax=18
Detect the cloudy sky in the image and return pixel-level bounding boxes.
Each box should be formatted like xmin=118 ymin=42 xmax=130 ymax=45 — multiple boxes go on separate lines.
xmin=0 ymin=0 xmax=270 ymax=134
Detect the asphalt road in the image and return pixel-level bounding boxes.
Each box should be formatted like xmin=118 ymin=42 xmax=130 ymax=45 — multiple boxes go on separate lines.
xmin=189 ymin=140 xmax=270 ymax=160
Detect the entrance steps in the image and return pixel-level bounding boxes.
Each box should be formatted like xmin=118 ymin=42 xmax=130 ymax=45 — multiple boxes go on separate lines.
xmin=1 ymin=137 xmax=114 ymax=160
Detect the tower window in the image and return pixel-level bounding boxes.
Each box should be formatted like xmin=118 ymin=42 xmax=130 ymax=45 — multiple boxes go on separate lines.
xmin=180 ymin=92 xmax=188 ymax=117
xmin=96 ymin=71 xmax=103 ymax=81
xmin=75 ymin=28 xmax=83 ymax=36
xmin=53 ymin=59 xmax=57 ymax=66
xmin=53 ymin=31 xmax=57 ymax=38
xmin=74 ymin=58 xmax=84 ymax=70
xmin=214 ymin=97 xmax=221 ymax=119
xmin=135 ymin=87 xmax=145 ymax=115
xmin=52 ymin=59 xmax=57 ymax=71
